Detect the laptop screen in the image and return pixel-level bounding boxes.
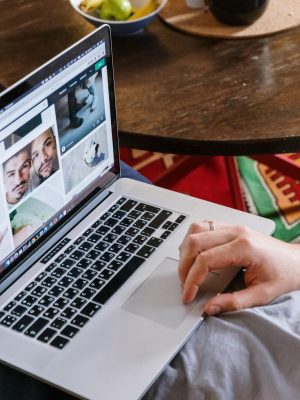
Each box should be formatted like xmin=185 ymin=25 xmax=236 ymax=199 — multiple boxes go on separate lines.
xmin=0 ymin=26 xmax=119 ymax=280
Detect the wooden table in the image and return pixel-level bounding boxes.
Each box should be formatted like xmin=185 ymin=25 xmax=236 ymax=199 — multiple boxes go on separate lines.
xmin=1 ymin=0 xmax=300 ymax=155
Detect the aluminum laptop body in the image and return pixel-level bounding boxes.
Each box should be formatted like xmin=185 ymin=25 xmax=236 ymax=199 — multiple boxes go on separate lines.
xmin=0 ymin=25 xmax=275 ymax=400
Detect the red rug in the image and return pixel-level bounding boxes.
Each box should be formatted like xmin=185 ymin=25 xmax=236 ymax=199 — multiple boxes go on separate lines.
xmin=120 ymin=147 xmax=239 ymax=208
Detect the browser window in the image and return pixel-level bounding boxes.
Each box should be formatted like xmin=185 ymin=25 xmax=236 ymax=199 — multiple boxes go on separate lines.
xmin=0 ymin=40 xmax=115 ymax=274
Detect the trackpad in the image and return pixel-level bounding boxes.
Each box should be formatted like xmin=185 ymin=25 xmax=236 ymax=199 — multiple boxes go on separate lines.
xmin=122 ymin=257 xmax=196 ymax=329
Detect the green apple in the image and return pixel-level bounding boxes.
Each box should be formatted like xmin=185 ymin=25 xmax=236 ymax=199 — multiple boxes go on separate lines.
xmin=99 ymin=0 xmax=132 ymax=20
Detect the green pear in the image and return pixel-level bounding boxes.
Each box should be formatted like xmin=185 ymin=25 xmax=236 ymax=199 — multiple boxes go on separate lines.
xmin=99 ymin=0 xmax=132 ymax=20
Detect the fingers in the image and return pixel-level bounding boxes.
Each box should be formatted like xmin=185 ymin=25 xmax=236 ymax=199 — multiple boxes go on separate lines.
xmin=204 ymin=283 xmax=278 ymax=315
xmin=181 ymin=235 xmax=254 ymax=303
xmin=178 ymin=221 xmax=234 ymax=285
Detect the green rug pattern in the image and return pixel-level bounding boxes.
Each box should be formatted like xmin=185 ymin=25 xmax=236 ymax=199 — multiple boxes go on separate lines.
xmin=237 ymin=156 xmax=300 ymax=243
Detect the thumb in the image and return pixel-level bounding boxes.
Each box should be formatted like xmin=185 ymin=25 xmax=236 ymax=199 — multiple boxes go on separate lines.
xmin=204 ymin=284 xmax=274 ymax=315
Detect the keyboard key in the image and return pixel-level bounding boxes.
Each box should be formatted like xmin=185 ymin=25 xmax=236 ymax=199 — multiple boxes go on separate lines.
xmin=54 ymin=253 xmax=66 ymax=263
xmin=53 ymin=297 xmax=69 ymax=309
xmin=39 ymin=295 xmax=55 ymax=307
xmin=169 ymin=223 xmax=179 ymax=231
xmin=51 ymin=267 xmax=67 ymax=278
xmin=50 ymin=335 xmax=69 ymax=349
xmin=24 ymin=282 xmax=37 ymax=291
xmin=111 ymin=225 xmax=126 ymax=235
xmin=90 ymin=278 xmax=105 ymax=289
xmin=78 ymin=241 xmax=93 ymax=251
xmin=124 ymin=243 xmax=140 ymax=253
xmin=141 ymin=212 xmax=155 ymax=221
xmin=120 ymin=217 xmax=134 ymax=227
xmin=99 ymin=269 xmax=114 ymax=280
xmin=149 ymin=210 xmax=172 ymax=229
xmin=74 ymin=236 xmax=85 ymax=245
xmin=41 ymin=276 xmax=57 ymax=288
xmin=4 ymin=301 xmax=16 ymax=312
xmin=93 ymin=256 xmax=145 ymax=305
xmin=63 ymin=288 xmax=79 ymax=300
xmin=116 ymin=235 xmax=131 ymax=245
xmin=81 ymin=302 xmax=101 ymax=317
xmin=147 ymin=237 xmax=163 ymax=247
xmin=133 ymin=219 xmax=147 ymax=229
xmin=61 ymin=325 xmax=79 ymax=339
xmin=43 ymin=307 xmax=59 ymax=319
xmin=51 ymin=317 xmax=67 ymax=330
xmin=137 ymin=245 xmax=155 ymax=259
xmin=38 ymin=327 xmax=57 ymax=343
xmin=57 ymin=276 xmax=74 ymax=288
xmin=104 ymin=218 xmax=118 ymax=227
xmin=103 ymin=233 xmax=117 ymax=242
xmin=1 ymin=315 xmax=17 ymax=327
xmin=94 ymin=242 xmax=110 ymax=252
xmin=83 ymin=228 xmax=93 ymax=237
xmin=82 ymin=269 xmax=97 ymax=280
xmin=70 ymin=297 xmax=87 ymax=309
xmin=45 ymin=262 xmax=57 ymax=273
xmin=22 ymin=295 xmax=38 ymax=307
xmin=12 ymin=315 xmax=34 ymax=332
xmin=176 ymin=215 xmax=186 ymax=223
xmin=67 ymin=267 xmax=83 ymax=278
xmin=35 ymin=272 xmax=47 ymax=282
xmin=125 ymin=227 xmax=139 ymax=237
xmin=132 ymin=235 xmax=148 ymax=245
xmin=86 ymin=250 xmax=101 ymax=259
xmin=11 ymin=305 xmax=27 ymax=317
xmin=81 ymin=288 xmax=96 ymax=299
xmin=87 ymin=234 xmax=101 ymax=244
xmin=116 ymin=252 xmax=131 ymax=262
xmin=14 ymin=291 xmax=27 ymax=301
xmin=60 ymin=259 xmax=75 ymax=269
xmin=29 ymin=305 xmax=45 ymax=317
xmin=140 ymin=227 xmax=155 ymax=237
xmin=48 ymin=285 xmax=64 ymax=297
xmin=96 ymin=225 xmax=110 ymax=235
xmin=32 ymin=286 xmax=47 ymax=297
xmin=24 ymin=318 xmax=49 ymax=337
xmin=61 ymin=307 xmax=77 ymax=319
xmin=71 ymin=314 xmax=89 ymax=328
xmin=69 ymin=250 xmax=84 ymax=261
xmin=91 ymin=260 xmax=107 ymax=272
xmin=72 ymin=278 xmax=88 ymax=290
xmin=120 ymin=199 xmax=137 ymax=211
xmin=99 ymin=252 xmax=114 ymax=262
xmin=161 ymin=230 xmax=171 ymax=239
xmin=77 ymin=258 xmax=92 ymax=269
xmin=107 ymin=260 xmax=123 ymax=271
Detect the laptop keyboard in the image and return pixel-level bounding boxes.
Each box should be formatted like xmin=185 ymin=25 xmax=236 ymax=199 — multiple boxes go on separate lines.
xmin=0 ymin=197 xmax=186 ymax=350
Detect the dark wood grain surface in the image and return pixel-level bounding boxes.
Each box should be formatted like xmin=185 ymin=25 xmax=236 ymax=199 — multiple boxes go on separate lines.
xmin=1 ymin=0 xmax=300 ymax=155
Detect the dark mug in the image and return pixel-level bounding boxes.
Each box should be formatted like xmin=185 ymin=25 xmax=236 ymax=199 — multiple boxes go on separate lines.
xmin=207 ymin=0 xmax=270 ymax=26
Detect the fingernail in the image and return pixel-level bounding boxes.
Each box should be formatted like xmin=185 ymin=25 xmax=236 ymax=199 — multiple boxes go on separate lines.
xmin=207 ymin=305 xmax=221 ymax=315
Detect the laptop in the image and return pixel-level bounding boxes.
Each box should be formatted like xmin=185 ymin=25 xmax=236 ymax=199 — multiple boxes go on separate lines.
xmin=0 ymin=25 xmax=274 ymax=400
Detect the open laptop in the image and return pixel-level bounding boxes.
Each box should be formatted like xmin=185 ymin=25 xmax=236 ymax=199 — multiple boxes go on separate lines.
xmin=0 ymin=25 xmax=274 ymax=400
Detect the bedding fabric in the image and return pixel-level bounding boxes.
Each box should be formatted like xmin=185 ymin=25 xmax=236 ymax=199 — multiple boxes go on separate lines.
xmin=144 ymin=289 xmax=300 ymax=400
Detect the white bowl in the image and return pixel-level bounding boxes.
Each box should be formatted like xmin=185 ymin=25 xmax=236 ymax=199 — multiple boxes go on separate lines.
xmin=69 ymin=0 xmax=168 ymax=36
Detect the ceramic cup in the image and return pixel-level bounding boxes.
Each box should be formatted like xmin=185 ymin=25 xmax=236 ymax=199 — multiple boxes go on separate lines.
xmin=207 ymin=0 xmax=269 ymax=25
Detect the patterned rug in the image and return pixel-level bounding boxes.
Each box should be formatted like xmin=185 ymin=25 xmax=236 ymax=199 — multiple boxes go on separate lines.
xmin=120 ymin=148 xmax=300 ymax=243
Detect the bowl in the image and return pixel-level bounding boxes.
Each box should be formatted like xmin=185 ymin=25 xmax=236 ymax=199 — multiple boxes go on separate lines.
xmin=69 ymin=0 xmax=168 ymax=36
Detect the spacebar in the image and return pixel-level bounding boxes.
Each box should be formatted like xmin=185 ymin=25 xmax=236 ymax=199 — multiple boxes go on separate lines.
xmin=93 ymin=256 xmax=145 ymax=305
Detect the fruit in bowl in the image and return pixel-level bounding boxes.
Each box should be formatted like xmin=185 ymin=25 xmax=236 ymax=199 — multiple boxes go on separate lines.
xmin=69 ymin=0 xmax=167 ymax=36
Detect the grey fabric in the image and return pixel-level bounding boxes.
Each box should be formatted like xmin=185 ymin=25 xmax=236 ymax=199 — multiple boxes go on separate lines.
xmin=143 ymin=290 xmax=300 ymax=400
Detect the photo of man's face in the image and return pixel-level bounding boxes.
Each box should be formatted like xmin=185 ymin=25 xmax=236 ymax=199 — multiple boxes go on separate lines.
xmin=3 ymin=150 xmax=31 ymax=205
xmin=31 ymin=128 xmax=57 ymax=181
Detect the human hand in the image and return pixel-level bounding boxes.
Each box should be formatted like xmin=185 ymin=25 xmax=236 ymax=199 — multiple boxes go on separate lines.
xmin=178 ymin=221 xmax=300 ymax=315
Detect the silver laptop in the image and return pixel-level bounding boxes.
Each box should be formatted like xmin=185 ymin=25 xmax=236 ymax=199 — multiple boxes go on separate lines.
xmin=0 ymin=25 xmax=274 ymax=400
